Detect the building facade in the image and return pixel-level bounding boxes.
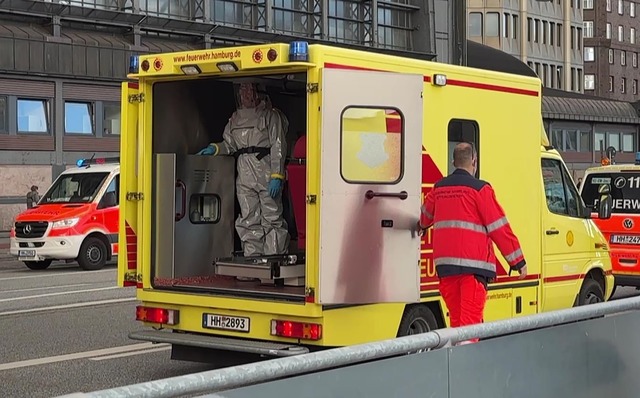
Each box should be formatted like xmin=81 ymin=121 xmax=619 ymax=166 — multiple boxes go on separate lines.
xmin=582 ymin=0 xmax=639 ymax=101
xmin=467 ymin=0 xmax=584 ymax=92
xmin=0 ymin=0 xmax=461 ymax=231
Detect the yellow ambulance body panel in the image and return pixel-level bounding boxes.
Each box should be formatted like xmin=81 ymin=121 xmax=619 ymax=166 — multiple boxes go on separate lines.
xmin=118 ymin=42 xmax=614 ymax=362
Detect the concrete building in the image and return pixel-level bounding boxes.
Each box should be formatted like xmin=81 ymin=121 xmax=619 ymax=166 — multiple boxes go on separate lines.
xmin=582 ymin=0 xmax=640 ymax=101
xmin=467 ymin=0 xmax=584 ymax=92
xmin=0 ymin=0 xmax=466 ymax=231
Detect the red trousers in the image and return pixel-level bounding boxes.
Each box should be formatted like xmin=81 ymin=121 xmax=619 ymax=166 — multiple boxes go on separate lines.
xmin=439 ymin=274 xmax=487 ymax=343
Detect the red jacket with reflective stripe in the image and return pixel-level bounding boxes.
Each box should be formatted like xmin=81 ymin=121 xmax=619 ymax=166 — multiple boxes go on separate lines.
xmin=420 ymin=168 xmax=526 ymax=280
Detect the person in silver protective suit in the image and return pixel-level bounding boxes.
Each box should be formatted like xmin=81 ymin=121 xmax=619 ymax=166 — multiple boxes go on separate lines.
xmin=196 ymin=82 xmax=290 ymax=257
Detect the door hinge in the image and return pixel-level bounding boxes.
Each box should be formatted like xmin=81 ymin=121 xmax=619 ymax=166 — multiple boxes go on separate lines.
xmin=126 ymin=192 xmax=144 ymax=201
xmin=306 ymin=194 xmax=317 ymax=204
xmin=128 ymin=93 xmax=145 ymax=103
xmin=306 ymin=83 xmax=318 ymax=93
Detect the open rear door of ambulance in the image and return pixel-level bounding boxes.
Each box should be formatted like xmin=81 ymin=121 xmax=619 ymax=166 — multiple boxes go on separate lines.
xmin=117 ymin=82 xmax=141 ymax=288
xmin=318 ymin=66 xmax=423 ymax=305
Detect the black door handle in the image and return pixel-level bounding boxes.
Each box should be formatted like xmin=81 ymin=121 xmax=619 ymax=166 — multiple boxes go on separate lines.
xmin=365 ymin=190 xmax=408 ymax=200
xmin=546 ymin=229 xmax=559 ymax=235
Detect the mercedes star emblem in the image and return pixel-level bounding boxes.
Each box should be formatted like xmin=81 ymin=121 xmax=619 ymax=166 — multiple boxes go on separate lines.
xmin=623 ymin=218 xmax=634 ymax=229
xmin=23 ymin=224 xmax=32 ymax=235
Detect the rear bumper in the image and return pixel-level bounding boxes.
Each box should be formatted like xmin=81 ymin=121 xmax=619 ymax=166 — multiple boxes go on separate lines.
xmin=613 ymin=274 xmax=640 ymax=287
xmin=128 ymin=329 xmax=309 ymax=357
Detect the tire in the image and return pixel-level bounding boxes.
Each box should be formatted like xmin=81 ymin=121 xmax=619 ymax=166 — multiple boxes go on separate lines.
xmin=397 ymin=305 xmax=439 ymax=353
xmin=576 ymin=278 xmax=605 ymax=306
xmin=23 ymin=260 xmax=53 ymax=270
xmin=77 ymin=236 xmax=108 ymax=271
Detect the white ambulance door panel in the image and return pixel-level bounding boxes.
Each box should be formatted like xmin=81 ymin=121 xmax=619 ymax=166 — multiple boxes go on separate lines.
xmin=318 ymin=68 xmax=424 ymax=305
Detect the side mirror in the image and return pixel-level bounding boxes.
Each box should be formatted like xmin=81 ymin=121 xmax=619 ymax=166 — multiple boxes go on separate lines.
xmin=597 ymin=184 xmax=612 ymax=220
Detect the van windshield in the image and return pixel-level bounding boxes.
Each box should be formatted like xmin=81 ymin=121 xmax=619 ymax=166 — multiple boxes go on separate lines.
xmin=581 ymin=172 xmax=640 ymax=214
xmin=40 ymin=172 xmax=110 ymax=204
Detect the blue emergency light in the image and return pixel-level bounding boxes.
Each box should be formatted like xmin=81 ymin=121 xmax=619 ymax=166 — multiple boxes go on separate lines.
xmin=289 ymin=41 xmax=309 ymax=62
xmin=635 ymin=152 xmax=640 ymax=165
xmin=129 ymin=55 xmax=139 ymax=74
xmin=76 ymin=156 xmax=120 ymax=168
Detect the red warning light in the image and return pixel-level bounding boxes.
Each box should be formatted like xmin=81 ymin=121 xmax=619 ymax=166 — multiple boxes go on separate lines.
xmin=141 ymin=60 xmax=150 ymax=72
xmin=267 ymin=48 xmax=278 ymax=62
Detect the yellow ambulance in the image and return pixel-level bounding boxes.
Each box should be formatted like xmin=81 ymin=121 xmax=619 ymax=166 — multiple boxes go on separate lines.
xmin=118 ymin=41 xmax=615 ymax=363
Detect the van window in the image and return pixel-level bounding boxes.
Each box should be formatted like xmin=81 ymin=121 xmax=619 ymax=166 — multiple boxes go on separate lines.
xmin=541 ymin=158 xmax=585 ymax=218
xmin=104 ymin=175 xmax=119 ymax=206
xmin=447 ymin=119 xmax=480 ymax=176
xmin=581 ymin=171 xmax=640 ymax=214
xmin=340 ymin=106 xmax=404 ymax=184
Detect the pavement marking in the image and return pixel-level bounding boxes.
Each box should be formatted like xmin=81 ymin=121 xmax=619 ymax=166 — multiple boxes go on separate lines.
xmin=0 ymin=269 xmax=114 ymax=282
xmin=0 ymin=342 xmax=167 ymax=371
xmin=0 ymin=286 xmax=119 ymax=303
xmin=0 ymin=283 xmax=90 ymax=294
xmin=89 ymin=345 xmax=171 ymax=361
xmin=0 ymin=297 xmax=137 ymax=316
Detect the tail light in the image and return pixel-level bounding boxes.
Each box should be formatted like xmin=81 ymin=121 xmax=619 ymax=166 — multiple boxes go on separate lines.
xmin=136 ymin=306 xmax=179 ymax=325
xmin=271 ymin=320 xmax=322 ymax=340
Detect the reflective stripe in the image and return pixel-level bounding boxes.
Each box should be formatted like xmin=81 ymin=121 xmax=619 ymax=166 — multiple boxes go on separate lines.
xmin=433 ymin=220 xmax=487 ymax=234
xmin=434 ymin=257 xmax=496 ymax=272
xmin=421 ymin=205 xmax=433 ymax=219
xmin=486 ymin=217 xmax=508 ymax=233
xmin=505 ymin=248 xmax=523 ymax=263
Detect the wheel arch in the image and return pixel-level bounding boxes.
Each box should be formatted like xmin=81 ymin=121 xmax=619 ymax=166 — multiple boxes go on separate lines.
xmin=83 ymin=231 xmax=112 ymax=260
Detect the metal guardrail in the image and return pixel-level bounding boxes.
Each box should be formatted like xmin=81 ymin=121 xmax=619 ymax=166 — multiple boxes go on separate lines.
xmin=60 ymin=296 xmax=640 ymax=398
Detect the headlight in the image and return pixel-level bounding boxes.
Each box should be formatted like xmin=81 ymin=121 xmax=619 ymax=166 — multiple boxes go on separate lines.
xmin=52 ymin=218 xmax=80 ymax=229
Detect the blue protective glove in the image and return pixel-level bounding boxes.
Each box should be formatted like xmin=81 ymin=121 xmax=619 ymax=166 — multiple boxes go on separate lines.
xmin=197 ymin=145 xmax=217 ymax=156
xmin=268 ymin=178 xmax=283 ymax=198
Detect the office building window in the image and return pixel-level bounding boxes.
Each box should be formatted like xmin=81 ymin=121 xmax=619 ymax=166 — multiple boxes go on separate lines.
xmin=557 ymin=66 xmax=563 ymax=89
xmin=634 ymin=79 xmax=638 ymax=95
xmin=0 ymin=97 xmax=6 ymax=134
xmin=619 ymin=0 xmax=624 ymax=14
xmin=609 ymin=76 xmax=614 ymax=92
xmin=607 ymin=0 xmax=612 ymax=11
xmin=550 ymin=22 xmax=555 ymax=45
xmin=584 ymin=74 xmax=595 ymax=90
xmin=584 ymin=46 xmax=595 ymax=61
xmin=619 ymin=25 xmax=624 ymax=41
xmin=609 ymin=48 xmax=614 ymax=64
xmin=485 ymin=12 xmax=499 ymax=37
xmin=64 ymin=101 xmax=94 ymax=135
xmin=622 ymin=50 xmax=627 ymax=66
xmin=632 ymin=27 xmax=637 ymax=44
xmin=17 ymin=98 xmax=49 ymax=134
xmin=543 ymin=21 xmax=549 ymax=44
xmin=469 ymin=13 xmax=482 ymax=36
xmin=512 ymin=15 xmax=518 ymax=39
xmin=606 ymin=23 xmax=612 ymax=39
xmin=534 ymin=19 xmax=540 ymax=42
xmin=503 ymin=13 xmax=510 ymax=38
xmin=583 ymin=0 xmax=593 ymax=8
xmin=583 ymin=21 xmax=593 ymax=37
xmin=634 ymin=52 xmax=638 ymax=67
xmin=557 ymin=23 xmax=562 ymax=47
xmin=632 ymin=2 xmax=636 ymax=17
xmin=103 ymin=102 xmax=121 ymax=135
xmin=623 ymin=133 xmax=635 ymax=152
xmin=622 ymin=77 xmax=626 ymax=93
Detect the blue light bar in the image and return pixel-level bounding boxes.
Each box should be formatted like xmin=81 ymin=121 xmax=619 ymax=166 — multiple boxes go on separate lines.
xmin=129 ymin=55 xmax=139 ymax=74
xmin=76 ymin=157 xmax=120 ymax=168
xmin=289 ymin=41 xmax=309 ymax=62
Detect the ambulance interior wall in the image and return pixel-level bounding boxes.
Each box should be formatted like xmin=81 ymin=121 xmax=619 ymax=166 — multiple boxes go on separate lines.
xmin=151 ymin=76 xmax=308 ymax=254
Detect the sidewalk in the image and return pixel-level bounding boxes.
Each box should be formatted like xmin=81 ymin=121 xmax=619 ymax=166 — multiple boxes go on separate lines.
xmin=0 ymin=234 xmax=11 ymax=260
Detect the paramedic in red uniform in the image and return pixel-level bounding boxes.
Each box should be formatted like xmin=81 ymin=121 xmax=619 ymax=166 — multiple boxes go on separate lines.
xmin=417 ymin=142 xmax=528 ymax=342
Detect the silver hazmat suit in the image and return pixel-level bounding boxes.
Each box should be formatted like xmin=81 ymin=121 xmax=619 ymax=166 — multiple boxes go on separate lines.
xmin=206 ymin=83 xmax=290 ymax=256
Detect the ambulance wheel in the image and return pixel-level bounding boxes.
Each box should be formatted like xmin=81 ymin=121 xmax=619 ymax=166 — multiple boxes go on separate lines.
xmin=397 ymin=305 xmax=438 ymax=353
xmin=576 ymin=278 xmax=605 ymax=306
xmin=23 ymin=260 xmax=52 ymax=270
xmin=77 ymin=237 xmax=107 ymax=271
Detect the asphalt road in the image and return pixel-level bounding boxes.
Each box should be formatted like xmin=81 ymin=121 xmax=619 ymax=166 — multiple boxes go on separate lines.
xmin=0 ymin=255 xmax=639 ymax=398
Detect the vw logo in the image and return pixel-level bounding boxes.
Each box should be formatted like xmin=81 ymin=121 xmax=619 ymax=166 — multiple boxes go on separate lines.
xmin=623 ymin=218 xmax=634 ymax=229
xmin=23 ymin=224 xmax=32 ymax=235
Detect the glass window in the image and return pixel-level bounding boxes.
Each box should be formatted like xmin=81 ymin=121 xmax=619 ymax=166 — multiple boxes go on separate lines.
xmin=340 ymin=107 xmax=403 ymax=184
xmin=632 ymin=2 xmax=636 ymax=17
xmin=618 ymin=25 xmax=624 ymax=41
xmin=622 ymin=51 xmax=627 ymax=65
xmin=40 ymin=172 xmax=109 ymax=204
xmin=542 ymin=158 xmax=584 ymax=218
xmin=580 ymin=131 xmax=591 ymax=152
xmin=631 ymin=28 xmax=636 ymax=44
xmin=100 ymin=174 xmax=119 ymax=208
xmin=606 ymin=23 xmax=611 ymax=39
xmin=583 ymin=0 xmax=593 ymax=9
xmin=103 ymin=102 xmax=121 ymax=135
xmin=582 ymin=172 xmax=640 ymax=214
xmin=607 ymin=0 xmax=612 ymax=12
xmin=447 ymin=119 xmax=480 ymax=176
xmin=609 ymin=49 xmax=614 ymax=64
xmin=609 ymin=132 xmax=620 ymax=150
xmin=485 ymin=12 xmax=499 ymax=37
xmin=584 ymin=74 xmax=595 ymax=90
xmin=634 ymin=79 xmax=638 ymax=95
xmin=17 ymin=99 xmax=49 ymax=134
xmin=619 ymin=0 xmax=624 ymax=14
xmin=565 ymin=130 xmax=578 ymax=151
xmin=634 ymin=52 xmax=638 ymax=67
xmin=583 ymin=21 xmax=593 ymax=38
xmin=551 ymin=129 xmax=563 ymax=149
xmin=65 ymin=102 xmax=94 ymax=135
xmin=623 ymin=133 xmax=635 ymax=152
xmin=0 ymin=96 xmax=6 ymax=133
xmin=189 ymin=194 xmax=221 ymax=224
xmin=584 ymin=46 xmax=595 ymax=61
xmin=503 ymin=13 xmax=510 ymax=38
xmin=469 ymin=13 xmax=482 ymax=36
xmin=595 ymin=132 xmax=606 ymax=152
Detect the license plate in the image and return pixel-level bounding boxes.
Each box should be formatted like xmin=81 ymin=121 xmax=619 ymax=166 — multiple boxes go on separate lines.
xmin=202 ymin=313 xmax=250 ymax=332
xmin=611 ymin=235 xmax=640 ymax=245
xmin=18 ymin=249 xmax=36 ymax=259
